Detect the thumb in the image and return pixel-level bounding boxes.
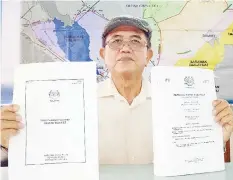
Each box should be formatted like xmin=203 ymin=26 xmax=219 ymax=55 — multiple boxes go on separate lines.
xmin=1 ymin=104 xmax=20 ymax=113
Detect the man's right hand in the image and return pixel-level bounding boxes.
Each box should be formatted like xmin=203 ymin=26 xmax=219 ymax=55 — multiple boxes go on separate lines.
xmin=1 ymin=104 xmax=24 ymax=149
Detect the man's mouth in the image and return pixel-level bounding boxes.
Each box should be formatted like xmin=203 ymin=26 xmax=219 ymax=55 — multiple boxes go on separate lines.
xmin=118 ymin=57 xmax=134 ymax=61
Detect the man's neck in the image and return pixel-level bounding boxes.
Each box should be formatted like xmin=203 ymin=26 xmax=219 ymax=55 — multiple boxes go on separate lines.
xmin=111 ymin=74 xmax=142 ymax=105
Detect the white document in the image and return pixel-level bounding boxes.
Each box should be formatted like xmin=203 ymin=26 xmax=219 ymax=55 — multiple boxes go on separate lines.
xmin=8 ymin=62 xmax=99 ymax=180
xmin=151 ymin=66 xmax=225 ymax=177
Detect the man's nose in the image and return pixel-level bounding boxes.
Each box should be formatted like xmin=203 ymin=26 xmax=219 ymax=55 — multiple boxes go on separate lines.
xmin=119 ymin=43 xmax=132 ymax=53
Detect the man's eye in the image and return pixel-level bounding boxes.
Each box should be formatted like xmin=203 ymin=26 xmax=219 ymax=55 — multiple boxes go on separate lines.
xmin=112 ymin=39 xmax=122 ymax=43
xmin=131 ymin=39 xmax=141 ymax=43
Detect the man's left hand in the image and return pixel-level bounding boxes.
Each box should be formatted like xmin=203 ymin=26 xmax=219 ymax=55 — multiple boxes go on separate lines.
xmin=213 ymin=99 xmax=233 ymax=145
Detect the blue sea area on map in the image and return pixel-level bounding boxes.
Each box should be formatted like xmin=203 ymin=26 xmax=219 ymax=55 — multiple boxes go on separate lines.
xmin=53 ymin=18 xmax=92 ymax=62
xmin=1 ymin=85 xmax=13 ymax=105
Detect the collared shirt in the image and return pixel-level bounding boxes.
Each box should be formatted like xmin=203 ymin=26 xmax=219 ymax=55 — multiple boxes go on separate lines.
xmin=97 ymin=78 xmax=153 ymax=164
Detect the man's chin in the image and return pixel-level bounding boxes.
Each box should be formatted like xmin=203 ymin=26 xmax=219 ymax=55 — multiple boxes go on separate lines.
xmin=115 ymin=69 xmax=136 ymax=79
xmin=112 ymin=63 xmax=140 ymax=76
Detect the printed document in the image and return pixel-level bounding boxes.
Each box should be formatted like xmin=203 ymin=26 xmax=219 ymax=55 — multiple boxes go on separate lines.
xmin=8 ymin=62 xmax=99 ymax=180
xmin=151 ymin=66 xmax=225 ymax=176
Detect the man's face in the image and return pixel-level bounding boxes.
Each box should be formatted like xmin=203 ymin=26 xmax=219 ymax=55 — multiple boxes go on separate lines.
xmin=100 ymin=25 xmax=153 ymax=78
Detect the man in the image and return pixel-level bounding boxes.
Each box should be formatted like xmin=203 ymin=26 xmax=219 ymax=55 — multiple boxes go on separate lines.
xmin=1 ymin=15 xmax=233 ymax=166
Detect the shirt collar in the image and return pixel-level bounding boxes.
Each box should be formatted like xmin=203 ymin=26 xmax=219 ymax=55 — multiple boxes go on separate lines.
xmin=98 ymin=77 xmax=151 ymax=99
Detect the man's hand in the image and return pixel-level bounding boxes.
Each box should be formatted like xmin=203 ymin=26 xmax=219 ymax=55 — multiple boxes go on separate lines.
xmin=213 ymin=99 xmax=233 ymax=145
xmin=1 ymin=104 xmax=24 ymax=148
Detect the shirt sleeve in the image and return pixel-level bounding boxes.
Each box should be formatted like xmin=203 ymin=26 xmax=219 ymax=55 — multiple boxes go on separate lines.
xmin=0 ymin=146 xmax=8 ymax=166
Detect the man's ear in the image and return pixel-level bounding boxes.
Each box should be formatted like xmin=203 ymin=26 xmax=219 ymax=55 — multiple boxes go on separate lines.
xmin=99 ymin=48 xmax=105 ymax=60
xmin=146 ymin=49 xmax=153 ymax=64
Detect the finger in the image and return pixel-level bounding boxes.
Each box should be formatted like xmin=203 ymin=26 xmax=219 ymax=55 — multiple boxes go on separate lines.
xmin=1 ymin=111 xmax=22 ymax=121
xmin=215 ymin=107 xmax=230 ymax=122
xmin=1 ymin=104 xmax=20 ymax=113
xmin=229 ymin=106 xmax=233 ymax=115
xmin=213 ymin=100 xmax=229 ymax=116
xmin=219 ymin=114 xmax=233 ymax=126
xmin=1 ymin=129 xmax=19 ymax=136
xmin=223 ymin=122 xmax=233 ymax=133
xmin=0 ymin=120 xmax=24 ymax=130
xmin=212 ymin=100 xmax=222 ymax=107
xmin=1 ymin=129 xmax=19 ymax=148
